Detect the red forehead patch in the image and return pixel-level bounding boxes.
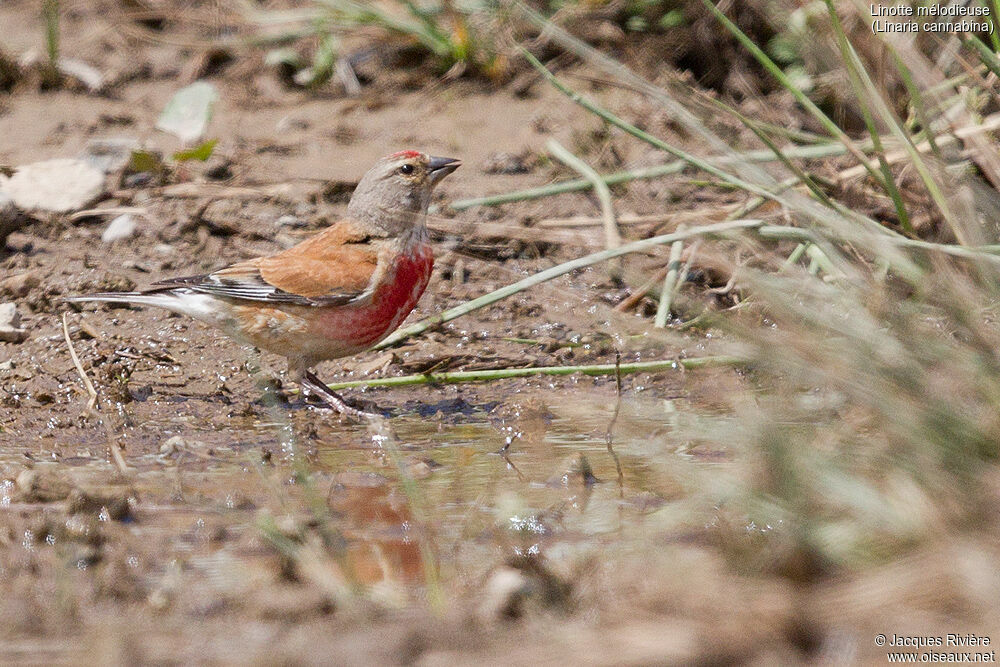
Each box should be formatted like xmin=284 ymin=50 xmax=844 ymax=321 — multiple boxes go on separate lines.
xmin=389 ymin=150 xmax=422 ymax=160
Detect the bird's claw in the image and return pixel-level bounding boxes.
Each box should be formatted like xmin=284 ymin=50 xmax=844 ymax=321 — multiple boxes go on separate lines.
xmin=300 ymin=370 xmax=384 ymax=422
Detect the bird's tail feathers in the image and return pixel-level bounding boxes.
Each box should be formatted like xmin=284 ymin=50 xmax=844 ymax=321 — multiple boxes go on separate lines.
xmin=63 ymin=292 xmax=173 ymax=309
xmin=64 ymin=290 xmax=231 ymax=328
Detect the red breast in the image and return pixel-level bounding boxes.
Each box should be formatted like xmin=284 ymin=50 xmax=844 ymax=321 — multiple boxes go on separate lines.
xmin=315 ymin=242 xmax=434 ymax=348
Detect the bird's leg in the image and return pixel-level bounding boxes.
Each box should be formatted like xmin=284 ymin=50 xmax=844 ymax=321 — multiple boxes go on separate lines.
xmin=300 ymin=369 xmax=381 ymax=421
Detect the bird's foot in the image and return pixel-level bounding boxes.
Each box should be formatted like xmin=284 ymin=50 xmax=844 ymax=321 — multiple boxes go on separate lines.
xmin=300 ymin=371 xmax=384 ymax=422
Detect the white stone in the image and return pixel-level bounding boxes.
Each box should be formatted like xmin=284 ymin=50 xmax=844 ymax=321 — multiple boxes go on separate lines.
xmin=102 ymin=214 xmax=138 ymax=243
xmin=0 ymin=158 xmax=106 ymax=213
xmin=275 ymin=214 xmax=306 ymax=228
xmin=0 ymin=302 xmax=27 ymax=343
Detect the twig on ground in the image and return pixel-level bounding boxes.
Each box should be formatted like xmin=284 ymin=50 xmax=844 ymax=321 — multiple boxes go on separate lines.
xmin=120 ymin=181 xmax=324 ymax=202
xmin=108 ymin=438 xmax=129 ymax=475
xmin=614 ymin=264 xmax=671 ymax=312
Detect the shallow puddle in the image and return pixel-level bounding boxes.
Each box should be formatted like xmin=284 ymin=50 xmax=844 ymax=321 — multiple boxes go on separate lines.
xmin=249 ymin=390 xmax=715 ymax=587
xmin=0 ymin=376 xmax=737 ymax=664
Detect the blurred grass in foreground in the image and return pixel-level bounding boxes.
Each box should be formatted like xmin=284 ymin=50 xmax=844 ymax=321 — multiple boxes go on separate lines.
xmin=517 ymin=0 xmax=1000 ymax=577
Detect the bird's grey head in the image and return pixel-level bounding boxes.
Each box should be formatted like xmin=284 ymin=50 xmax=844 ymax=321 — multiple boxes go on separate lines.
xmin=347 ymin=150 xmax=460 ymax=235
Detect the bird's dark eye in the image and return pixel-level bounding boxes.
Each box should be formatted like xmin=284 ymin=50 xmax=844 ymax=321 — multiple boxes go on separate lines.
xmin=399 ymin=164 xmax=414 ymax=175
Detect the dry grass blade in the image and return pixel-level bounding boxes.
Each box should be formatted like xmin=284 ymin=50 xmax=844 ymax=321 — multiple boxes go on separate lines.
xmin=451 ymin=144 xmax=868 ymax=213
xmin=427 ymin=216 xmax=599 ymax=246
xmin=69 ymin=207 xmax=150 ymax=221
xmin=515 ymin=1 xmax=755 ymax=162
xmin=546 ymin=138 xmax=622 ymax=276
xmin=61 ymin=312 xmax=98 ymax=412
xmin=62 ymin=313 xmax=129 ymax=475
xmin=538 ymin=211 xmax=728 ymax=229
xmin=521 ymin=48 xmax=776 ymax=203
xmin=545 ymin=139 xmax=622 ymax=250
xmin=836 ymin=113 xmax=1000 ymax=181
xmin=519 ymin=43 xmax=920 ymax=277
xmin=820 ymin=0 xmax=911 ymax=233
xmin=449 ymin=162 xmax=689 ymax=210
xmin=700 ymin=0 xmax=885 ymax=188
xmin=826 ymin=4 xmax=960 ymax=239
xmin=654 ymin=226 xmax=686 ymax=328
xmin=874 ymin=25 xmax=1000 ymax=192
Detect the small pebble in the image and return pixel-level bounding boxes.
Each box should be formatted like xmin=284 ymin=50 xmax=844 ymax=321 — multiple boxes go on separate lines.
xmin=0 ymin=271 xmax=40 ymax=297
xmin=121 ymin=259 xmax=151 ymax=272
xmin=0 ymin=302 xmax=28 ymax=343
xmin=102 ymin=214 xmax=137 ymax=243
xmin=275 ymin=214 xmax=306 ymax=228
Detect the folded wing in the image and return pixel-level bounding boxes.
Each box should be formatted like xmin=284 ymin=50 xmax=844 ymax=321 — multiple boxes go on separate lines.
xmin=149 ymin=222 xmax=381 ymax=307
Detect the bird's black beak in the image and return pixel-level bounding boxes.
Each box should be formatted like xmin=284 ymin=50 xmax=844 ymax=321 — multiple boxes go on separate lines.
xmin=428 ymin=156 xmax=461 ymax=185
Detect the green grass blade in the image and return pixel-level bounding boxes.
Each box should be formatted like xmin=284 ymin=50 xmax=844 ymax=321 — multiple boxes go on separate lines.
xmin=963 ymin=33 xmax=1000 ymax=79
xmin=520 ymin=49 xmax=775 ymax=202
xmin=850 ymin=6 xmax=962 ymax=240
xmin=823 ymin=0 xmax=913 ymax=235
xmin=699 ymin=0 xmax=888 ymax=191
xmin=43 ymin=0 xmax=59 ymax=66
xmin=319 ymin=356 xmax=748 ymax=391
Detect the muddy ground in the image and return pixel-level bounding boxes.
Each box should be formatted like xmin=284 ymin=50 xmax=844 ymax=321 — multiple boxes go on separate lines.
xmin=3 ymin=1 xmax=997 ymax=664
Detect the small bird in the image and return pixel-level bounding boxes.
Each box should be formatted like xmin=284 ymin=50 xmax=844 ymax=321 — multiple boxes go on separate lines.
xmin=66 ymin=150 xmax=460 ymax=418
